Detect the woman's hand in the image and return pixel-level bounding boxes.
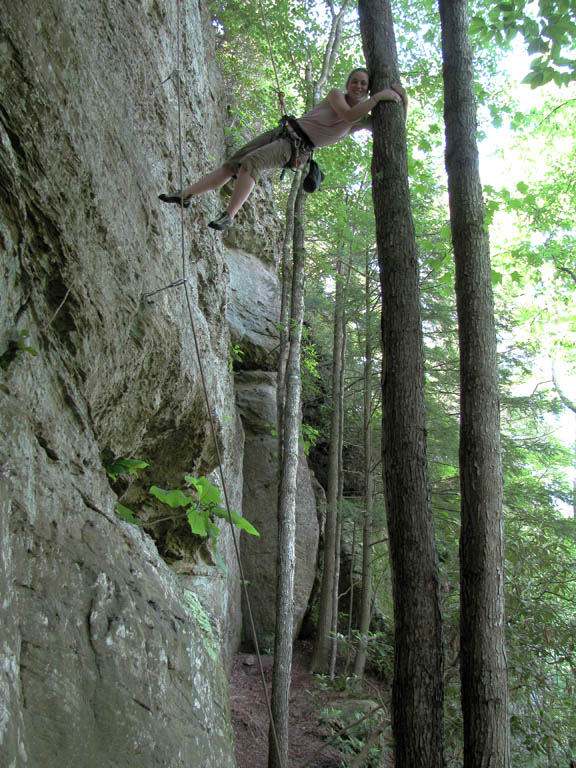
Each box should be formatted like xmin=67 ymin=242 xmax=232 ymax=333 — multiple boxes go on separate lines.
xmin=371 ymin=84 xmax=408 ymax=120
xmin=390 ymin=83 xmax=408 ymax=119
xmin=372 ymin=88 xmax=403 ymax=103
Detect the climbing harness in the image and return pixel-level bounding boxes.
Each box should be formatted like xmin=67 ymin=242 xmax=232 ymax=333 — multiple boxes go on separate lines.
xmin=276 ymin=116 xmax=325 ymax=191
xmin=278 ymin=114 xmax=314 ymax=170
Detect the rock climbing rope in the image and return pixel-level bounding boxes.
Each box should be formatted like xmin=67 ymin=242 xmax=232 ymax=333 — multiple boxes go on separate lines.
xmin=257 ymin=0 xmax=287 ymax=115
xmin=170 ymin=2 xmax=285 ymax=766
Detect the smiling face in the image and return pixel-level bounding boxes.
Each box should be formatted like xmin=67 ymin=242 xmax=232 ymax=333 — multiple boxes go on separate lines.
xmin=345 ymin=69 xmax=369 ymax=104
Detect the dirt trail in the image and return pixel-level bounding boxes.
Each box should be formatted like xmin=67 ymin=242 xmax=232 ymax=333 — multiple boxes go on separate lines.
xmin=230 ymin=642 xmax=348 ymax=768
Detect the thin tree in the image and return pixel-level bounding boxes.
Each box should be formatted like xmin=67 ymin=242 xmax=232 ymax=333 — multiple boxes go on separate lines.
xmin=358 ymin=0 xmax=445 ymax=765
xmin=269 ymin=179 xmax=306 ymax=768
xmin=552 ymin=357 xmax=576 ymax=517
xmin=270 ymin=4 xmax=352 ymax=759
xmin=329 ymin=313 xmax=347 ymax=679
xmin=311 ymin=256 xmax=348 ymax=673
xmin=438 ymin=0 xmax=510 ymax=765
xmin=353 ymin=250 xmax=376 ymax=681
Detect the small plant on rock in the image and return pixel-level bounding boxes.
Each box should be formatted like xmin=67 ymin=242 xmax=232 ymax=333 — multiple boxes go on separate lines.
xmin=150 ymin=475 xmax=259 ymax=570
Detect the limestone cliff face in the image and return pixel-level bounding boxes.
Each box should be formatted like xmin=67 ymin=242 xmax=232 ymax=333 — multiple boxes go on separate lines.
xmin=0 ymin=0 xmax=318 ymax=766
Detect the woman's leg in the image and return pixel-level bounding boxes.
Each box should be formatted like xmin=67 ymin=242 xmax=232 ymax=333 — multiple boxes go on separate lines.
xmin=226 ymin=167 xmax=256 ymax=219
xmin=182 ymin=165 xmax=233 ymax=197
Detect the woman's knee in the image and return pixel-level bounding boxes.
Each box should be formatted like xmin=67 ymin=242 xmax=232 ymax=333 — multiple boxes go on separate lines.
xmin=238 ymin=164 xmax=259 ymax=184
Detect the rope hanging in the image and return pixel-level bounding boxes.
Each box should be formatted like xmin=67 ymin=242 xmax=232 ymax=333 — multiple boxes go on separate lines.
xmin=171 ymin=2 xmax=285 ymax=766
xmin=257 ymin=0 xmax=287 ymax=115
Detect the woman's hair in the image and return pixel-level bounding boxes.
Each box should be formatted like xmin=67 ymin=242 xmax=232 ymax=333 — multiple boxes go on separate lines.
xmin=345 ymin=67 xmax=370 ymax=88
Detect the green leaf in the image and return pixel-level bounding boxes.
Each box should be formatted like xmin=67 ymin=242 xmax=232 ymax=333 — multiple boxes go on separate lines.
xmin=117 ymin=504 xmax=143 ymax=526
xmin=106 ymin=458 xmax=149 ymax=481
xmin=186 ymin=507 xmax=208 ymax=536
xmin=213 ymin=547 xmax=228 ymax=574
xmin=18 ymin=343 xmax=38 ymax=356
xmin=150 ymin=485 xmax=193 ymax=508
xmin=229 ymin=509 xmax=260 ymax=536
xmin=469 ymin=15 xmax=487 ymax=36
xmin=185 ymin=475 xmax=223 ymax=507
xmin=211 ymin=505 xmax=260 ymax=536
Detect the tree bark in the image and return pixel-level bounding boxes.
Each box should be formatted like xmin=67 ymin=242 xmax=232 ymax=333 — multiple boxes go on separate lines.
xmin=271 ymin=5 xmax=351 ymax=755
xmin=353 ymin=253 xmax=375 ymax=681
xmin=358 ymin=1 xmax=445 ymax=765
xmin=311 ymin=257 xmax=347 ymax=673
xmin=268 ymin=181 xmax=306 ymax=768
xmin=438 ymin=1 xmax=510 ymax=766
xmin=277 ymin=172 xmax=301 ymax=457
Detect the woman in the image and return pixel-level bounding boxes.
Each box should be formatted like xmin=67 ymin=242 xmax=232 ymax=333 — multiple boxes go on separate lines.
xmin=159 ymin=68 xmax=407 ymax=231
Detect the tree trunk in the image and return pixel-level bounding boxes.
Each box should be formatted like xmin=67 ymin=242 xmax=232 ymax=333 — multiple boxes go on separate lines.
xmin=438 ymin=1 xmax=510 ymax=766
xmin=358 ymin=1 xmax=445 ymax=765
xmin=329 ymin=514 xmax=342 ymax=680
xmin=277 ymin=172 xmax=302 ymax=456
xmin=311 ymin=257 xmax=347 ymax=673
xmin=353 ymin=253 xmax=375 ymax=681
xmin=270 ymin=5 xmax=351 ymax=756
xmin=268 ymin=180 xmax=306 ymax=768
xmin=330 ymin=338 xmax=347 ymax=679
xmin=552 ymin=358 xmax=576 ymax=517
xmin=345 ymin=519 xmax=357 ymax=676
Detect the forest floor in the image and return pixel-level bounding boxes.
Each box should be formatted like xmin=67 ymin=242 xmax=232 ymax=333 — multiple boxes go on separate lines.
xmin=230 ymin=640 xmax=389 ymax=768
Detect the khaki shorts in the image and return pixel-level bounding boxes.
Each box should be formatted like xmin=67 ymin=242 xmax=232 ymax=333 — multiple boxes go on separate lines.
xmin=224 ymin=129 xmax=292 ymax=181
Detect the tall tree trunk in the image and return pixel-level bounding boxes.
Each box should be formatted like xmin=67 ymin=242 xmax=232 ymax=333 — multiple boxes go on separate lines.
xmin=329 ymin=514 xmax=342 ymax=680
xmin=353 ymin=253 xmax=375 ymax=681
xmin=345 ymin=519 xmax=357 ymax=676
xmin=552 ymin=358 xmax=576 ymax=517
xmin=277 ymin=173 xmax=302 ymax=455
xmin=269 ymin=181 xmax=306 ymax=768
xmin=438 ymin=2 xmax=510 ymax=766
xmin=358 ymin=1 xmax=445 ymax=765
xmin=270 ymin=5 xmax=351 ymax=757
xmin=330 ymin=330 xmax=347 ymax=679
xmin=311 ymin=257 xmax=347 ymax=673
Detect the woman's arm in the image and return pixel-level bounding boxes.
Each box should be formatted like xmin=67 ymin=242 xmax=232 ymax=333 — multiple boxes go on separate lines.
xmin=326 ymin=87 xmax=403 ymax=123
xmin=326 ymin=88 xmax=402 ymax=123
xmin=350 ymin=116 xmax=373 ymax=133
xmin=391 ymin=83 xmax=409 ymax=121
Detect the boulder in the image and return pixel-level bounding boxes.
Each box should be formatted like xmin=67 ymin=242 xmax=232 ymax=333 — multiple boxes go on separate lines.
xmin=235 ymin=371 xmax=320 ymax=648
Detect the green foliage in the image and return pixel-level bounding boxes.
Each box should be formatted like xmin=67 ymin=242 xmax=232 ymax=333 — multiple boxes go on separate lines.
xmin=313 ymin=685 xmax=390 ymax=763
xmin=107 ymin=461 xmax=259 ymax=571
xmin=471 ymin=0 xmax=576 ymax=87
xmin=228 ymin=341 xmax=244 ymax=371
xmin=103 ymin=457 xmax=150 ymax=525
xmin=0 ymin=329 xmax=38 ymax=369
xmin=105 ymin=458 xmax=150 ymax=483
xmin=300 ymin=422 xmax=320 ymax=456
xmin=183 ymin=590 xmax=219 ymax=661
xmin=117 ymin=504 xmax=143 ymax=526
xmin=150 ymin=475 xmax=259 ymax=571
xmin=14 ymin=329 xmax=38 ymax=356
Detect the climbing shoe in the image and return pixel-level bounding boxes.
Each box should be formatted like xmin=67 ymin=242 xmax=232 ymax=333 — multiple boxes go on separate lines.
xmin=208 ymin=211 xmax=234 ymax=231
xmin=158 ymin=189 xmax=191 ymax=208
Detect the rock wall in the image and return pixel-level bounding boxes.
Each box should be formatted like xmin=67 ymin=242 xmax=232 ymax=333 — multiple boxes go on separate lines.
xmin=0 ymin=0 xmax=319 ymax=765
xmin=235 ymin=371 xmax=320 ymax=649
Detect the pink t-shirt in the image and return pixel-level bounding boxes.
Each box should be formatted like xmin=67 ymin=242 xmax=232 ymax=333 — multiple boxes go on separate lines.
xmin=296 ymin=97 xmax=364 ymax=148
